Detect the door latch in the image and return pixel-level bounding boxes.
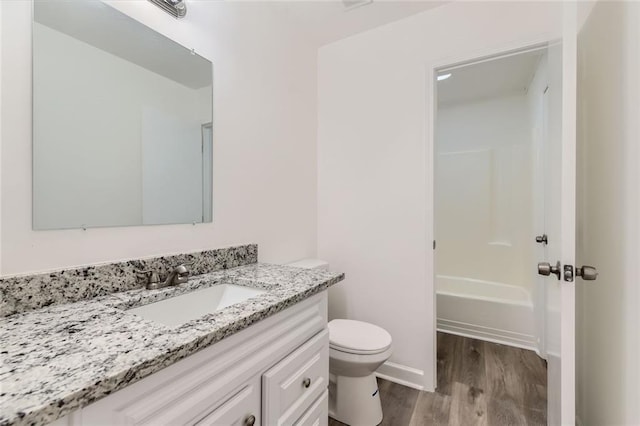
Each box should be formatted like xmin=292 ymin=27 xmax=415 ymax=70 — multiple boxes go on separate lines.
xmin=564 ymin=265 xmax=599 ymax=282
xmin=564 ymin=265 xmax=574 ymax=282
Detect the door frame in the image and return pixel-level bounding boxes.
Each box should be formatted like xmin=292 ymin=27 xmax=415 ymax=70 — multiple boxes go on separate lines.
xmin=426 ymin=5 xmax=576 ymax=422
xmin=426 ymin=34 xmax=556 ymax=392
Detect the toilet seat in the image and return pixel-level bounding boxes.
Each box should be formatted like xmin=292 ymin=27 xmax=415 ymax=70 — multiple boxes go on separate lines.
xmin=328 ymin=319 xmax=392 ymax=355
xmin=330 ymin=343 xmax=391 ymax=356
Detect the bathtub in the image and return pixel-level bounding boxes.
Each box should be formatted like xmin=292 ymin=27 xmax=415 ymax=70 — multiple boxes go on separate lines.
xmin=436 ymin=275 xmax=536 ymax=350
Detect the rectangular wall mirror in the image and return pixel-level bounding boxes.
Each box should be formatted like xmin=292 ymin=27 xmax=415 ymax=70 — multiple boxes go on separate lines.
xmin=32 ymin=0 xmax=213 ymax=230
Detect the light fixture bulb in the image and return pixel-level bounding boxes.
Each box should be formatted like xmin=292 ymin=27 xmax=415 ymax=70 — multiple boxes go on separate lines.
xmin=165 ymin=0 xmax=185 ymax=11
xmin=437 ymin=73 xmax=452 ymax=81
xmin=148 ymin=0 xmax=186 ymax=18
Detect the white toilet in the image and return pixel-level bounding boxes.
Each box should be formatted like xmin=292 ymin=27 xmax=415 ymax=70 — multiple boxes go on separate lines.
xmin=287 ymin=259 xmax=393 ymax=426
xmin=327 ymin=319 xmax=392 ymax=425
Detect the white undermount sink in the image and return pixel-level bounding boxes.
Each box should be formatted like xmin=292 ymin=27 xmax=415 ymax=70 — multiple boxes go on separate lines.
xmin=127 ymin=284 xmax=266 ymax=327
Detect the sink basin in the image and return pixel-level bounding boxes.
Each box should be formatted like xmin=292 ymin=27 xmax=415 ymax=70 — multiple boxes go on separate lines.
xmin=127 ymin=284 xmax=266 ymax=327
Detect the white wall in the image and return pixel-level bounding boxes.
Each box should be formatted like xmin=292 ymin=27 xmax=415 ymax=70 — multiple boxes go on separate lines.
xmin=318 ymin=1 xmax=562 ymax=389
xmin=436 ymin=95 xmax=534 ymax=292
xmin=0 ymin=1 xmax=318 ymax=275
xmin=576 ymin=1 xmax=640 ymax=424
xmin=0 ymin=3 xmax=3 ymax=272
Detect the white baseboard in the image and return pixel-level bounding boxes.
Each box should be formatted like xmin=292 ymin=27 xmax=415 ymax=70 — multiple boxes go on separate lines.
xmin=375 ymin=361 xmax=425 ymax=391
xmin=437 ymin=318 xmax=537 ymax=351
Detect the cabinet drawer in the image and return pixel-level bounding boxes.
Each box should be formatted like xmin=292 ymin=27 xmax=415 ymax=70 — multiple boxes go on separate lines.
xmin=194 ymin=376 xmax=261 ymax=426
xmin=262 ymin=330 xmax=329 ymax=426
xmin=294 ymin=390 xmax=328 ymax=426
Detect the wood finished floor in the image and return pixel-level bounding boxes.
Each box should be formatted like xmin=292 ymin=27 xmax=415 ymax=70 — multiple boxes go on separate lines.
xmin=329 ymin=332 xmax=547 ymax=426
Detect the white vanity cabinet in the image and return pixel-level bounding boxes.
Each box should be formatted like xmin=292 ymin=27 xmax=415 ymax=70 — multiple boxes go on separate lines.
xmin=192 ymin=376 xmax=261 ymax=426
xmin=262 ymin=330 xmax=329 ymax=425
xmin=51 ymin=293 xmax=328 ymax=426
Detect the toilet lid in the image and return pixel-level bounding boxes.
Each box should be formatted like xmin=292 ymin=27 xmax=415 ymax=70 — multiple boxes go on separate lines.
xmin=328 ymin=319 xmax=392 ymax=354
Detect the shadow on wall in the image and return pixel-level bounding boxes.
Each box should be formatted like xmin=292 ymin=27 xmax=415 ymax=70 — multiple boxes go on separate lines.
xmin=328 ymin=285 xmax=349 ymax=320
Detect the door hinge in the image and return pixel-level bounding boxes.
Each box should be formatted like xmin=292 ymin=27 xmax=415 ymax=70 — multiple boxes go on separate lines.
xmin=433 ymin=240 xmax=436 ymax=250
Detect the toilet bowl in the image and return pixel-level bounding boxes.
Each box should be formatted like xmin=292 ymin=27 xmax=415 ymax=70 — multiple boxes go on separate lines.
xmin=286 ymin=259 xmax=393 ymax=425
xmin=328 ymin=319 xmax=392 ymax=426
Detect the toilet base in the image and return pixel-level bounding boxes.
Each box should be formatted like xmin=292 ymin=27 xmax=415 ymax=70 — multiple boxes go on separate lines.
xmin=328 ymin=374 xmax=383 ymax=426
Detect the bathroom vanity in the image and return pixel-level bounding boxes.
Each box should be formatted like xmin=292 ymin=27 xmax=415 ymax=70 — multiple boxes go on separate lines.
xmin=52 ymin=293 xmax=329 ymax=426
xmin=0 ymin=246 xmax=344 ymax=426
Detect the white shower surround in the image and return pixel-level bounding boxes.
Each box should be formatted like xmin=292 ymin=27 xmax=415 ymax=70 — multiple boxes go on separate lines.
xmin=435 ymin=76 xmax=548 ymax=353
xmin=436 ymin=275 xmax=537 ymax=350
xmin=435 ymin=95 xmax=535 ymax=294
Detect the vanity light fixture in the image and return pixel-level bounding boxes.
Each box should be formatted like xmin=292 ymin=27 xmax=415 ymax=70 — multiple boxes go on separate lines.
xmin=437 ymin=73 xmax=452 ymax=81
xmin=148 ymin=0 xmax=187 ymax=19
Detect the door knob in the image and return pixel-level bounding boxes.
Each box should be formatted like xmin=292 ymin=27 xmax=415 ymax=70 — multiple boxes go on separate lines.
xmin=538 ymin=261 xmax=561 ymax=280
xmin=576 ymin=265 xmax=598 ymax=280
xmin=535 ymin=234 xmax=548 ymax=245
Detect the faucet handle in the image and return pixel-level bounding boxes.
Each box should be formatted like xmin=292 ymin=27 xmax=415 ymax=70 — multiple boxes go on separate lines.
xmin=174 ymin=264 xmax=189 ymax=284
xmin=174 ymin=264 xmax=189 ymax=275
xmin=137 ymin=270 xmax=160 ymax=286
xmin=148 ymin=271 xmax=161 ymax=284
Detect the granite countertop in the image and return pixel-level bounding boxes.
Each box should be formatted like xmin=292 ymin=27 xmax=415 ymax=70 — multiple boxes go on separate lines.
xmin=0 ymin=263 xmax=344 ymax=426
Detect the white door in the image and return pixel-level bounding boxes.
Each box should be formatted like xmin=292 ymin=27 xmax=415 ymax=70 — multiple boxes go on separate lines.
xmin=540 ymin=4 xmax=580 ymax=425
xmin=430 ymin=5 xmax=588 ymax=422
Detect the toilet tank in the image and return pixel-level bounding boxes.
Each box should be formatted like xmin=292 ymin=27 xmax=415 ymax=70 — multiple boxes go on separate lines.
xmin=287 ymin=259 xmax=329 ymax=271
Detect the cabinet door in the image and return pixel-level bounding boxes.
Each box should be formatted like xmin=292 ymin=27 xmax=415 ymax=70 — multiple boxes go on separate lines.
xmin=262 ymin=330 xmax=329 ymax=426
xmin=194 ymin=377 xmax=261 ymax=426
xmin=294 ymin=391 xmax=328 ymax=426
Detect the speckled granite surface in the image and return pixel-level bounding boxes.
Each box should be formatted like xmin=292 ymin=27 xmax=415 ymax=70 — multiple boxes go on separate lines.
xmin=0 ymin=263 xmax=344 ymax=426
xmin=0 ymin=244 xmax=257 ymax=317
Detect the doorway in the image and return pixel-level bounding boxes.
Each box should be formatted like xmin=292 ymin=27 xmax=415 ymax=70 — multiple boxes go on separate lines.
xmin=433 ymin=45 xmax=553 ymax=422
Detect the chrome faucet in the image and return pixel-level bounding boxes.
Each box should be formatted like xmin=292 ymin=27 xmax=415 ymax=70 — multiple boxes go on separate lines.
xmin=164 ymin=264 xmax=189 ymax=287
xmin=141 ymin=264 xmax=190 ymax=290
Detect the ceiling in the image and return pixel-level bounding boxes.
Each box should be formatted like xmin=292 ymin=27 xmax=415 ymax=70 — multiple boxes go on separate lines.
xmin=260 ymin=0 xmax=448 ymax=47
xmin=34 ymin=0 xmax=447 ymax=88
xmin=437 ymin=49 xmax=546 ymax=106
